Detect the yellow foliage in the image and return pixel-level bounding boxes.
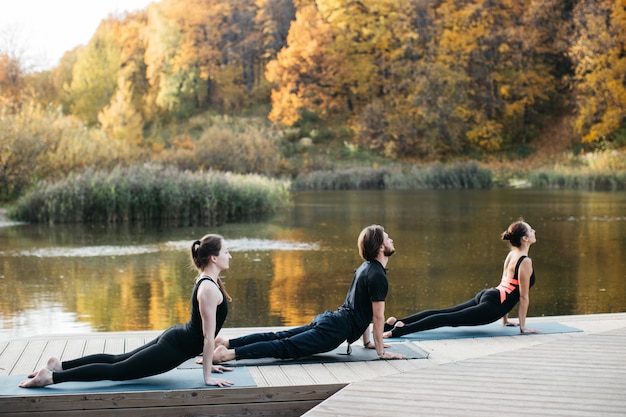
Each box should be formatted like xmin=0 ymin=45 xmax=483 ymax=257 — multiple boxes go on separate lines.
xmin=571 ymin=0 xmax=626 ymax=143
xmin=97 ymin=78 xmax=144 ymax=145
xmin=266 ymin=4 xmax=337 ymax=125
xmin=466 ymin=120 xmax=503 ymax=151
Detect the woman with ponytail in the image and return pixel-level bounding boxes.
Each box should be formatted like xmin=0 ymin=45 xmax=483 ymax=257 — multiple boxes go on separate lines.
xmin=21 ymin=234 xmax=235 ymax=388
xmin=383 ymin=220 xmax=541 ymax=338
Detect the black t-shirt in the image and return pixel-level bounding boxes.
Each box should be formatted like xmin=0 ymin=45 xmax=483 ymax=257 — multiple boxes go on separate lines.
xmin=339 ymin=260 xmax=389 ymax=343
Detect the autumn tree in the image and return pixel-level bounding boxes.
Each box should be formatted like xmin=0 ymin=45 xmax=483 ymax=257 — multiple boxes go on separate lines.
xmin=267 ymin=0 xmax=418 ymax=131
xmin=256 ymin=0 xmax=296 ymax=58
xmin=0 ymin=53 xmax=25 ymax=112
xmin=352 ymin=0 xmax=424 ymax=157
xmin=0 ymin=23 xmax=30 ymax=112
xmin=570 ymin=0 xmax=626 ymax=143
xmin=98 ymin=78 xmax=144 ymax=145
xmin=266 ymin=2 xmax=341 ymax=125
xmin=398 ymin=0 xmax=568 ymax=156
xmin=111 ymin=10 xmax=150 ymax=125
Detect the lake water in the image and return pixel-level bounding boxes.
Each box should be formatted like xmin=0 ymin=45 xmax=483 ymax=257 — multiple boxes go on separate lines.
xmin=1 ymin=189 xmax=625 ymax=340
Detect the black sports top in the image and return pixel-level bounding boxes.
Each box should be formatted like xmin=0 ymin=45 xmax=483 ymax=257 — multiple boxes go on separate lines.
xmin=185 ymin=277 xmax=228 ymax=353
xmin=496 ymin=255 xmax=536 ymax=311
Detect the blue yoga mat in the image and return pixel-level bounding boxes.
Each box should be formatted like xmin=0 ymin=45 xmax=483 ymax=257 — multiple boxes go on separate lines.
xmin=0 ymin=366 xmax=255 ymax=396
xmin=385 ymin=321 xmax=582 ymax=341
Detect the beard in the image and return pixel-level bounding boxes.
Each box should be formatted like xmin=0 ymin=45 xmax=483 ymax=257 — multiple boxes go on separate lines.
xmin=383 ymin=246 xmax=395 ymax=257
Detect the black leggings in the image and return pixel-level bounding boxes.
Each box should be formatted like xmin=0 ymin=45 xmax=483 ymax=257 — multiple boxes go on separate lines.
xmin=388 ymin=289 xmax=509 ymax=338
xmin=231 ymin=311 xmax=351 ymax=360
xmin=53 ymin=325 xmax=197 ymax=383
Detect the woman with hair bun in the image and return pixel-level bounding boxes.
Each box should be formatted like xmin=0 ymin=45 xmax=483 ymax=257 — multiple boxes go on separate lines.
xmin=383 ymin=220 xmax=540 ymax=338
xmin=20 ymin=234 xmax=235 ymax=388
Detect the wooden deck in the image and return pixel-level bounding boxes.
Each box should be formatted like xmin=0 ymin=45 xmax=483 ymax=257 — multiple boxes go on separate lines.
xmin=1 ymin=313 xmax=625 ymax=416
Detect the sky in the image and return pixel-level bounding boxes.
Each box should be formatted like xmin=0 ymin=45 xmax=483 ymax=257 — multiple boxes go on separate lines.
xmin=0 ymin=0 xmax=155 ymax=71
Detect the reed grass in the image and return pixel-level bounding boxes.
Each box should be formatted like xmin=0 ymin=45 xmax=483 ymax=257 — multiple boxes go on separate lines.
xmin=528 ymin=170 xmax=626 ymax=191
xmin=291 ymin=161 xmax=493 ymax=191
xmin=291 ymin=167 xmax=392 ymax=191
xmin=388 ymin=162 xmax=493 ymax=189
xmin=9 ymin=165 xmax=292 ymax=225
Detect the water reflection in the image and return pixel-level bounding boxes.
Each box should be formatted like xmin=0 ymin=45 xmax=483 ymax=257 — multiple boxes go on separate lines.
xmin=1 ymin=189 xmax=625 ymax=340
xmin=0 ymin=238 xmax=319 ymax=258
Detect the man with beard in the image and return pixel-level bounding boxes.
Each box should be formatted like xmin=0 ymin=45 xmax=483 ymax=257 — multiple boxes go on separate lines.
xmin=211 ymin=224 xmax=405 ymax=362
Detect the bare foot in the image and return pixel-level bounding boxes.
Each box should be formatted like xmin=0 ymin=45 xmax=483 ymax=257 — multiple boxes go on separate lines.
xmin=195 ymin=338 xmax=231 ymax=364
xmin=214 ymin=336 xmax=229 ymax=348
xmin=20 ymin=368 xmax=53 ymax=388
xmin=386 ymin=317 xmax=397 ymax=326
xmin=212 ymin=345 xmax=235 ymax=363
xmin=27 ymin=357 xmax=61 ymax=378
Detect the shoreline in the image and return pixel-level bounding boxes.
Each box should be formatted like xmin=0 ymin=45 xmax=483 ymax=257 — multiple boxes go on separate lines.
xmin=0 ymin=208 xmax=24 ymax=228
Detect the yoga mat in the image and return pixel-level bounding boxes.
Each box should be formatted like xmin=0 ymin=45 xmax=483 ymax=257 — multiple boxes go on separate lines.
xmin=179 ymin=342 xmax=428 ymax=368
xmin=0 ymin=366 xmax=255 ymax=396
xmin=385 ymin=321 xmax=582 ymax=341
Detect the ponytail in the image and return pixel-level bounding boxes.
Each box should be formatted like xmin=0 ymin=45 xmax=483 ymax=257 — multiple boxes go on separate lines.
xmin=190 ymin=234 xmax=232 ymax=301
xmin=216 ymin=278 xmax=232 ymax=302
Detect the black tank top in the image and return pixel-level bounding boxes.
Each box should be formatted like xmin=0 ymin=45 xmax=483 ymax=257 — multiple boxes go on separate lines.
xmin=185 ymin=277 xmax=228 ymax=348
xmin=496 ymin=255 xmax=536 ymax=311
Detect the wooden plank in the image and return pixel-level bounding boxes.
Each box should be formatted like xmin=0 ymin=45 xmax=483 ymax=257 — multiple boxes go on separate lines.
xmin=32 ymin=339 xmax=67 ymax=374
xmin=247 ymin=366 xmax=269 ymax=387
xmin=282 ymin=364 xmax=316 ymax=386
xmin=124 ymin=337 xmax=145 ymax=353
xmin=62 ymin=338 xmax=87 ymax=361
xmin=1 ymin=400 xmax=326 ymax=417
xmin=103 ymin=337 xmax=124 ymax=354
xmin=321 ymin=363 xmax=360 ymax=383
xmin=303 ymin=327 xmax=626 ymax=417
xmin=0 ymin=341 xmax=27 ymax=376
xmin=256 ymin=365 xmax=292 ymax=386
xmin=11 ymin=340 xmax=47 ymax=376
xmin=0 ymin=340 xmax=8 ymax=367
xmin=1 ymin=314 xmax=625 ymax=417
xmin=301 ymin=364 xmax=341 ymax=385
xmin=0 ymin=384 xmax=346 ymax=415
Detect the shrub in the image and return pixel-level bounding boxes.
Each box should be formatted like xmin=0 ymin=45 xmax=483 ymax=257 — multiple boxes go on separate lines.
xmin=292 ymin=162 xmax=493 ymax=191
xmin=9 ymin=164 xmax=292 ymax=224
xmin=157 ymin=117 xmax=282 ymax=176
xmin=0 ymin=105 xmax=143 ymax=201
xmin=528 ymin=170 xmax=626 ymax=191
xmin=292 ymin=167 xmax=392 ymax=191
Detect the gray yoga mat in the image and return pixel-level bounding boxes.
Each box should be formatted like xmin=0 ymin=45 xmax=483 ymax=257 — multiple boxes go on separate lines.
xmin=179 ymin=341 xmax=428 ymax=368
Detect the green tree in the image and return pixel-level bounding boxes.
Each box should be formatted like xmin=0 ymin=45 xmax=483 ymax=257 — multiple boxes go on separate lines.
xmin=67 ymin=18 xmax=123 ymax=125
xmin=146 ymin=0 xmax=255 ymax=118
